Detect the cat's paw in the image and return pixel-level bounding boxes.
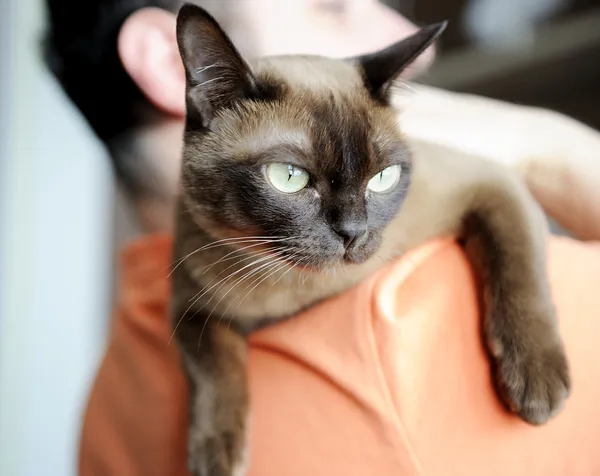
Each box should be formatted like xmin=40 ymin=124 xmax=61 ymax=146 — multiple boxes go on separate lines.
xmin=188 ymin=431 xmax=248 ymax=476
xmin=490 ymin=317 xmax=571 ymax=426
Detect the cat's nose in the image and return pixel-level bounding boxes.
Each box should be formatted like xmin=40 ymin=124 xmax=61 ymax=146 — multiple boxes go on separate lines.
xmin=334 ymin=222 xmax=368 ymax=249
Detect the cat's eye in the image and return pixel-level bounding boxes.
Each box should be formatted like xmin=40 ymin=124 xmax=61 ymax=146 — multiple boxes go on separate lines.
xmin=266 ymin=163 xmax=310 ymax=194
xmin=367 ymin=165 xmax=401 ymax=193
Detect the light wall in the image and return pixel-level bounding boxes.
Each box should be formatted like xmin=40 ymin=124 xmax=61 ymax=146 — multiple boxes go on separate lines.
xmin=0 ymin=0 xmax=115 ymax=475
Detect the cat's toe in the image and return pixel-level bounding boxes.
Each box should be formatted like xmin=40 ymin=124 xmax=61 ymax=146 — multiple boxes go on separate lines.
xmin=188 ymin=432 xmax=247 ymax=476
xmin=494 ymin=340 xmax=571 ymax=425
xmin=188 ymin=437 xmax=224 ymax=476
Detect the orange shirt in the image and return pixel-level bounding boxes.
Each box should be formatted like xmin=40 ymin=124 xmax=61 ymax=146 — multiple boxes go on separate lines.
xmin=80 ymin=235 xmax=600 ymax=476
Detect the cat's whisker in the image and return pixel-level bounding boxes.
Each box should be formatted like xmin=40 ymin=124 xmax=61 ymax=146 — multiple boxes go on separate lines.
xmin=208 ymin=258 xmax=287 ymax=330
xmin=202 ymin=249 xmax=293 ymax=309
xmin=167 ymin=236 xmax=288 ymax=277
xmin=200 ymin=236 xmax=301 ymax=274
xmin=190 ymin=249 xmax=292 ymax=309
xmin=229 ymin=253 xmax=300 ymax=312
xmin=187 ymin=246 xmax=294 ymax=305
xmin=169 ymin=251 xmax=288 ymax=345
xmin=193 ymin=62 xmax=228 ymax=75
xmin=221 ymin=253 xmax=288 ymax=331
xmin=271 ymin=257 xmax=301 ymax=287
xmin=231 ymin=249 xmax=305 ymax=314
xmin=198 ymin=76 xmax=222 ymax=88
xmin=201 ymin=245 xmax=275 ymax=275
xmin=188 ymin=249 xmax=301 ymax=345
xmin=198 ymin=258 xmax=289 ymax=347
xmin=228 ymin=263 xmax=289 ymax=318
xmin=227 ymin=256 xmax=303 ymax=326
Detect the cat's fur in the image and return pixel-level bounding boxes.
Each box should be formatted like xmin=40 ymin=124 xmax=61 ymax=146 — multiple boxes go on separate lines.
xmin=172 ymin=5 xmax=570 ymax=476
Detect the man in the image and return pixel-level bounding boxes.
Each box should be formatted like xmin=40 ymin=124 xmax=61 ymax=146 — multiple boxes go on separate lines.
xmin=46 ymin=0 xmax=600 ymax=238
xmin=44 ymin=1 xmax=600 ymax=475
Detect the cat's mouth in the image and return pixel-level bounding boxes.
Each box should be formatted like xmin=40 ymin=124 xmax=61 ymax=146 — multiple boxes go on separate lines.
xmin=342 ymin=247 xmax=373 ymax=266
xmin=257 ymin=242 xmax=374 ymax=271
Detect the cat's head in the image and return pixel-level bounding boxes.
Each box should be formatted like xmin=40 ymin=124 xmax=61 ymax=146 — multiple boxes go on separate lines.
xmin=176 ymin=4 xmax=445 ymax=269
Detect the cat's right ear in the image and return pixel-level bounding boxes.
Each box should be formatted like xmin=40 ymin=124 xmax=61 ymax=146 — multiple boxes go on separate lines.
xmin=176 ymin=3 xmax=257 ymax=128
xmin=356 ymin=22 xmax=447 ymax=102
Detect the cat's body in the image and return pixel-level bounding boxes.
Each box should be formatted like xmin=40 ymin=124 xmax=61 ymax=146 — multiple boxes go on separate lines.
xmin=172 ymin=5 xmax=570 ymax=476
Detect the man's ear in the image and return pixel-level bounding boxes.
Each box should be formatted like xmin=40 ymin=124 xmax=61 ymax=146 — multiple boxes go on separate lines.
xmin=176 ymin=3 xmax=258 ymax=128
xmin=118 ymin=7 xmax=186 ymax=117
xmin=355 ymin=22 xmax=447 ymax=101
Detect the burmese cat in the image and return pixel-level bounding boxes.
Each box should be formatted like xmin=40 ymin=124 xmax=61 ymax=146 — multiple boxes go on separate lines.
xmin=172 ymin=4 xmax=570 ymax=475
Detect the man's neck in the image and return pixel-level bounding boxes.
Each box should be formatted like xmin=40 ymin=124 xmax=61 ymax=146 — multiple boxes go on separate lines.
xmin=129 ymin=118 xmax=185 ymax=234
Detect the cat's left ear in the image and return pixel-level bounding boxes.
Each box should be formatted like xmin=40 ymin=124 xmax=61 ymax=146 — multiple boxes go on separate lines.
xmin=176 ymin=3 xmax=258 ymax=128
xmin=355 ymin=22 xmax=447 ymax=101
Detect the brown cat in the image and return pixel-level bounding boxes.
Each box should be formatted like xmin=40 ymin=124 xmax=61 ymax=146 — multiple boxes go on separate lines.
xmin=171 ymin=4 xmax=570 ymax=475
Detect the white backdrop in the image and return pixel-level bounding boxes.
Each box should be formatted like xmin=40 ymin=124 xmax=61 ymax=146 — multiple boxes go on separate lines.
xmin=0 ymin=0 xmax=114 ymax=475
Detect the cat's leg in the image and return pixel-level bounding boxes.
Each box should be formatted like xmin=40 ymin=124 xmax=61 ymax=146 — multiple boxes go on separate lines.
xmin=177 ymin=320 xmax=249 ymax=476
xmin=399 ymin=141 xmax=571 ymax=424
xmin=462 ymin=177 xmax=571 ymax=425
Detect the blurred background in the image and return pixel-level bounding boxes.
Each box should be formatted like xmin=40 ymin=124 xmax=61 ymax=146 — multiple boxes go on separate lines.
xmin=0 ymin=0 xmax=599 ymax=475
xmin=404 ymin=0 xmax=600 ymax=128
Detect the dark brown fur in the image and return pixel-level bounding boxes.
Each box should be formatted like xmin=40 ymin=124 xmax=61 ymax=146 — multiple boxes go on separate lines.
xmin=172 ymin=5 xmax=570 ymax=475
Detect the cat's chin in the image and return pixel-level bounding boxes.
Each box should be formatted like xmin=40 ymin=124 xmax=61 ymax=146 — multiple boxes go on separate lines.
xmin=296 ymin=252 xmax=373 ymax=273
xmin=293 ymin=248 xmax=376 ymax=272
xmin=254 ymin=241 xmax=376 ymax=273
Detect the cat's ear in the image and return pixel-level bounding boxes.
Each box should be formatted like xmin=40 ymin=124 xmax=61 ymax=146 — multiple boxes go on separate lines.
xmin=176 ymin=3 xmax=257 ymax=128
xmin=355 ymin=22 xmax=447 ymax=100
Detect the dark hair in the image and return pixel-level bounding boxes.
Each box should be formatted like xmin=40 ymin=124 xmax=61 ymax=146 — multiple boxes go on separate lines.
xmin=44 ymin=0 xmax=180 ymax=192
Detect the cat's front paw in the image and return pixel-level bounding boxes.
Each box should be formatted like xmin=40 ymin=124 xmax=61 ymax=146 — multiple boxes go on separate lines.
xmin=490 ymin=315 xmax=571 ymax=426
xmin=188 ymin=431 xmax=248 ymax=476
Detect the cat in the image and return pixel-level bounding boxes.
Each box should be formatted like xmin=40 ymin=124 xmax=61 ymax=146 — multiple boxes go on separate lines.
xmin=171 ymin=4 xmax=570 ymax=476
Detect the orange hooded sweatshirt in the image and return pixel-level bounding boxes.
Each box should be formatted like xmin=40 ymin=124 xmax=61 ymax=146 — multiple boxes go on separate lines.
xmin=79 ymin=235 xmax=600 ymax=476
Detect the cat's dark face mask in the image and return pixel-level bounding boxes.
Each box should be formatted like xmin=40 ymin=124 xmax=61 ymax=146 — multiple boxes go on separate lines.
xmin=176 ymin=3 xmax=446 ymax=269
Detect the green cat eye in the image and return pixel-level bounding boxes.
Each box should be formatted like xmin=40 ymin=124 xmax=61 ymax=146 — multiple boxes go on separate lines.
xmin=266 ymin=163 xmax=310 ymax=194
xmin=367 ymin=165 xmax=401 ymax=193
